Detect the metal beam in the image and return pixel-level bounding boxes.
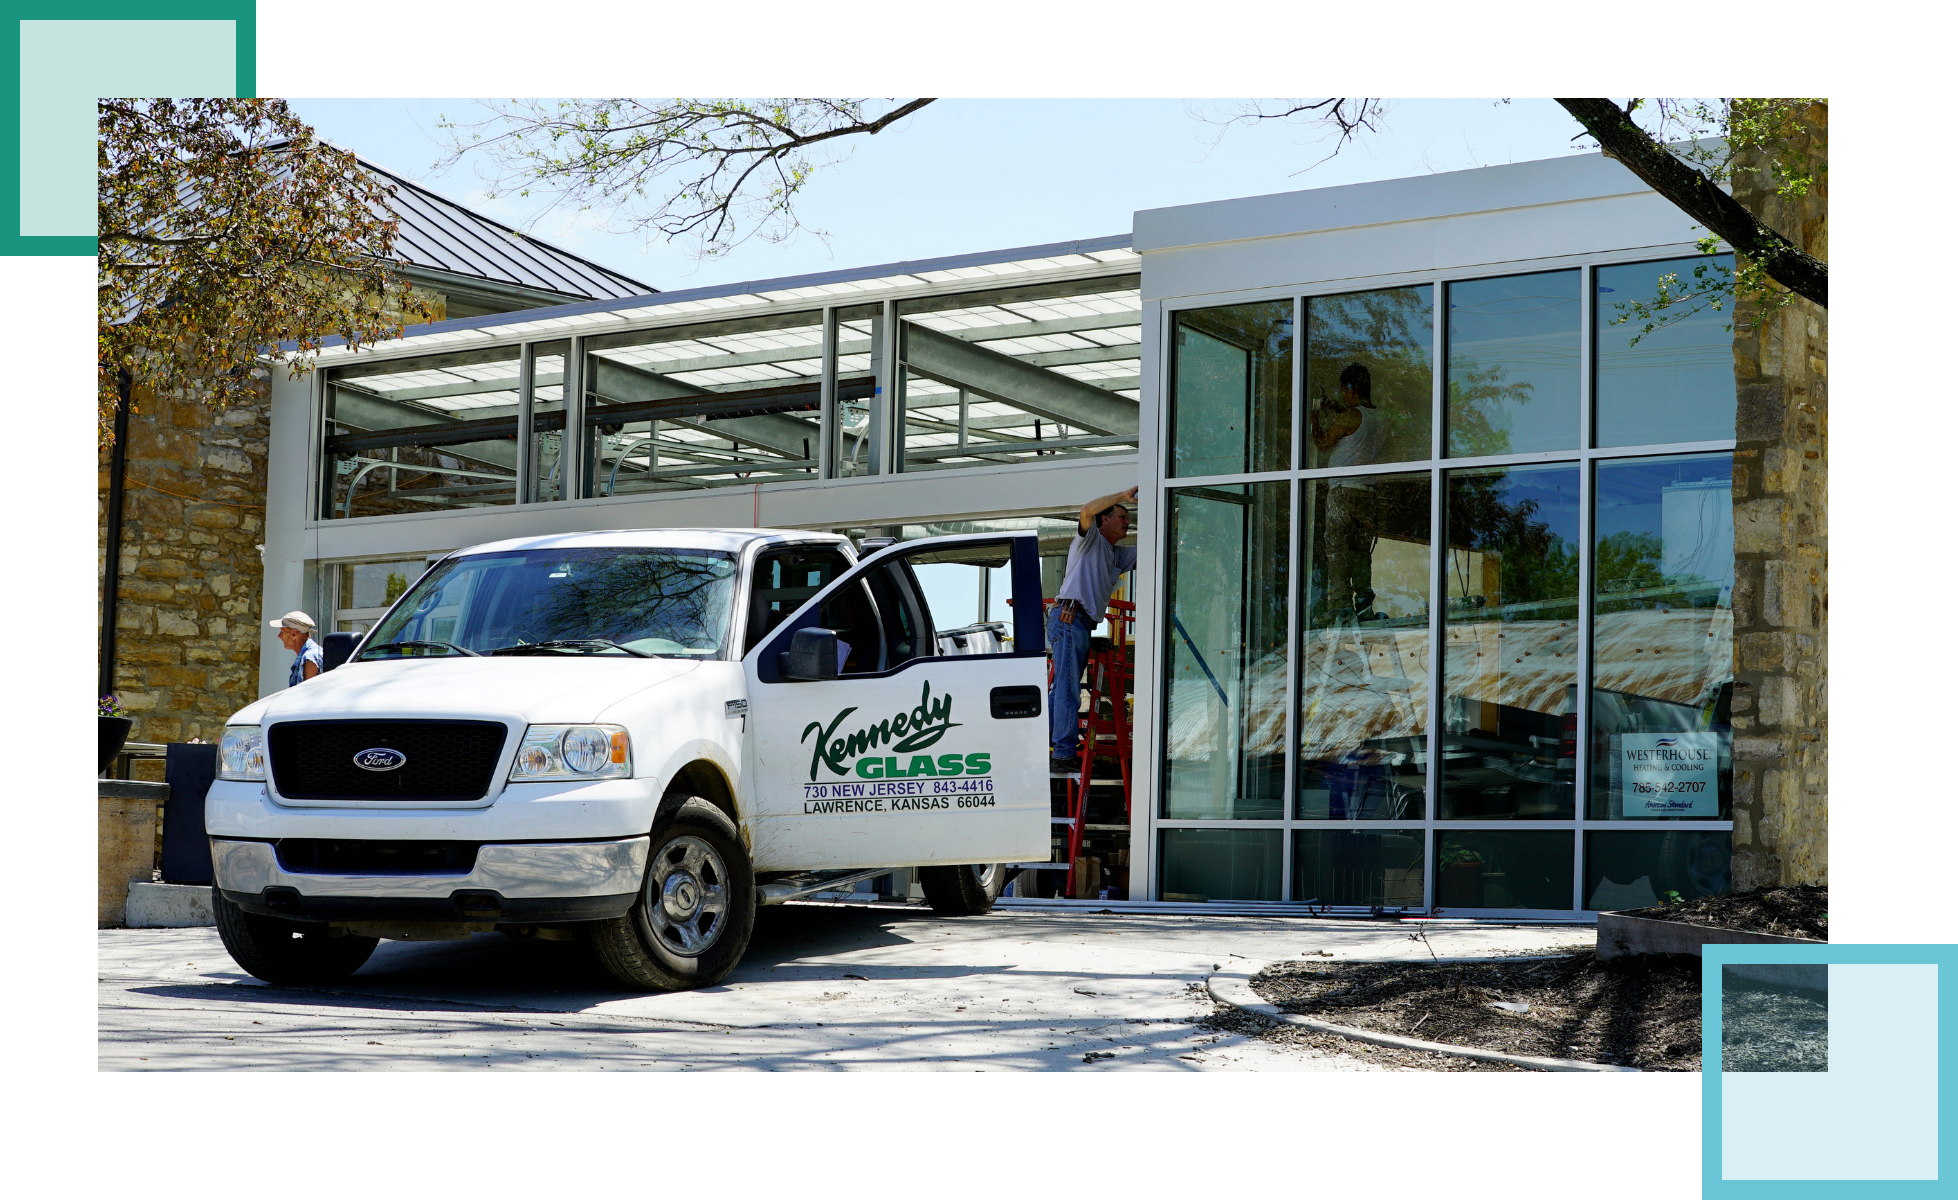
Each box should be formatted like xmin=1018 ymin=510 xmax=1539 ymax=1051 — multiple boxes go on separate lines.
xmin=899 ymin=321 xmax=1139 ymax=437
xmin=327 ymin=387 xmax=518 ymax=469
xmin=587 ymin=356 xmax=821 ymax=461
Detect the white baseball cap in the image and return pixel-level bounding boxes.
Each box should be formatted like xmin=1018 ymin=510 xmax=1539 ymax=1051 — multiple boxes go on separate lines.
xmin=268 ymin=611 xmax=317 ymax=632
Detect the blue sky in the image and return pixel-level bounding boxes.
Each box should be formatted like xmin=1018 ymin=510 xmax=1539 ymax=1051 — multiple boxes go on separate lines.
xmin=288 ymin=98 xmax=1598 ymax=293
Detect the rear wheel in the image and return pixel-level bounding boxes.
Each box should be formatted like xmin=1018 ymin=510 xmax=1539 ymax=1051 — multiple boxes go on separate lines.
xmin=918 ymin=863 xmax=1009 ymax=916
xmin=589 ymin=797 xmax=755 ymax=991
xmin=212 ymin=890 xmax=378 ymax=985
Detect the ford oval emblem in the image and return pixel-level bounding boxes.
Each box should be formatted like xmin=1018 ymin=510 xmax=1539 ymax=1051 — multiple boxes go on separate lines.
xmin=353 ymin=747 xmax=408 ymax=772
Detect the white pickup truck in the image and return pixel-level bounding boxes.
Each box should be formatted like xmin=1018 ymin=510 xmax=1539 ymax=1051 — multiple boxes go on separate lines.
xmin=208 ymin=529 xmax=1050 ymax=991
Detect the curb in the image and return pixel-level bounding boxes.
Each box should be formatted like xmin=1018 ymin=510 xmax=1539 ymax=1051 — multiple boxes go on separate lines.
xmin=1207 ymin=959 xmax=1639 ymax=1073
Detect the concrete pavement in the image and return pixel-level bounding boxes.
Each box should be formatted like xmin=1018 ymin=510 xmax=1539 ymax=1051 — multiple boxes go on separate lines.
xmin=100 ymin=902 xmax=1593 ymax=1070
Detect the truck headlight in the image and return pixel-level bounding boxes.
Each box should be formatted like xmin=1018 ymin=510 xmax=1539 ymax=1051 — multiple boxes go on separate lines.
xmin=510 ymin=725 xmax=631 ymax=781
xmin=218 ymin=725 xmax=266 ymax=781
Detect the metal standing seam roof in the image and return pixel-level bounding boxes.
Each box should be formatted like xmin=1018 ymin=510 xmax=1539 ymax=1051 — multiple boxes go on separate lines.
xmin=356 ymin=157 xmax=655 ymax=301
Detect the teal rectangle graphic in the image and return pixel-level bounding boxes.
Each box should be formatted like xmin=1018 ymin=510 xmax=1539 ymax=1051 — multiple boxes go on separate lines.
xmin=1703 ymin=943 xmax=1948 ymax=1194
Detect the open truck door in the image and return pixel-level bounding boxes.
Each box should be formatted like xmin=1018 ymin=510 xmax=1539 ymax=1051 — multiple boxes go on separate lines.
xmin=742 ymin=533 xmax=1048 ymax=874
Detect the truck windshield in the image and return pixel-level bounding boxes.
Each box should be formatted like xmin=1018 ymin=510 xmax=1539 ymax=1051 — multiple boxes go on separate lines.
xmin=357 ymin=548 xmax=740 ymax=660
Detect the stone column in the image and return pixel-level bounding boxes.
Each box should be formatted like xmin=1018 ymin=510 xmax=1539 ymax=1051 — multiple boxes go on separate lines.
xmin=1729 ymin=102 xmax=1827 ymax=889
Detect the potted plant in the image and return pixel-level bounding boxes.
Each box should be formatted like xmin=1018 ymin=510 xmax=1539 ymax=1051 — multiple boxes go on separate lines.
xmin=99 ymin=695 xmax=133 ymax=774
xmin=1436 ymin=844 xmax=1485 ymax=908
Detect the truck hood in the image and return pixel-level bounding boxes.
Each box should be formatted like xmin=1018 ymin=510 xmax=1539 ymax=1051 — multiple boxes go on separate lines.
xmin=232 ymin=656 xmax=703 ymax=726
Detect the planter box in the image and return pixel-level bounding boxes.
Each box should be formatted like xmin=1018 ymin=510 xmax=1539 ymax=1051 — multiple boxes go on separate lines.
xmin=99 ymin=779 xmax=168 ymax=927
xmin=1596 ymin=911 xmax=1825 ymax=961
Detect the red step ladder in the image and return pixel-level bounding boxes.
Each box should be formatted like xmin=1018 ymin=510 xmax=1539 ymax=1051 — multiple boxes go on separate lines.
xmin=1046 ymin=599 xmax=1135 ymax=898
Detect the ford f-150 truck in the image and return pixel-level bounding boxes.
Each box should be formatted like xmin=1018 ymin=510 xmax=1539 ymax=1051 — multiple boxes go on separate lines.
xmin=208 ymin=528 xmax=1050 ymax=991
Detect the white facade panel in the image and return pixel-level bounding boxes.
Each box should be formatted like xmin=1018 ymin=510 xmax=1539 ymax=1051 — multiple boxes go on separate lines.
xmin=1142 ymin=192 xmax=1704 ymax=305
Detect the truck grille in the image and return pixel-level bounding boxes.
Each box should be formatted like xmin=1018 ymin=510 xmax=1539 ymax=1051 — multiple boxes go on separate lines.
xmin=267 ymin=720 xmax=508 ymax=801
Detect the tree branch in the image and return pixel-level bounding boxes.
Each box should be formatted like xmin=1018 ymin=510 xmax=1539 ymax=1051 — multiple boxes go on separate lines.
xmin=1555 ymin=98 xmax=1825 ymax=308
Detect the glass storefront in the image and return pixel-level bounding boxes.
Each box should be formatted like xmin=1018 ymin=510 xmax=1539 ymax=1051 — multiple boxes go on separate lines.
xmin=1156 ymin=255 xmax=1736 ymax=910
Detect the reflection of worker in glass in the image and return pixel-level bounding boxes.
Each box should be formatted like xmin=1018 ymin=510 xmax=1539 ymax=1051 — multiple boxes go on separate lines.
xmin=1311 ymin=362 xmax=1383 ymax=467
xmin=1313 ymin=364 xmax=1382 ymax=623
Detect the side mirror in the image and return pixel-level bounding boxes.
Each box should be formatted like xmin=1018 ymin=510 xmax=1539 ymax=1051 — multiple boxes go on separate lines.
xmin=321 ymin=631 xmax=358 ymax=672
xmin=778 ymin=627 xmax=839 ymax=682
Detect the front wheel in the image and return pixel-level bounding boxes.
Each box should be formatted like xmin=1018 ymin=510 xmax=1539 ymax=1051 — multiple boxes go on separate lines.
xmin=212 ymin=889 xmax=378 ymax=985
xmin=918 ymin=863 xmax=1010 ymax=916
xmin=589 ymin=797 xmax=755 ymax=991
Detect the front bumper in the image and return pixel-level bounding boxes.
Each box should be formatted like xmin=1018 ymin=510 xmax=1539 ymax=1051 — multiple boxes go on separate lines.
xmin=211 ymin=835 xmax=647 ymax=925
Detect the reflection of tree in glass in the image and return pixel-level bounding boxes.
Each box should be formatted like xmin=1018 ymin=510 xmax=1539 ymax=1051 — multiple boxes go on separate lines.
xmin=1595 ymin=533 xmax=1665 ymax=597
xmin=1450 ymin=473 xmax=1577 ymax=613
xmin=384 ymin=572 xmax=408 ymax=605
xmin=1594 ymin=532 xmax=1718 ymax=612
xmin=1306 ymin=287 xmax=1430 ymax=463
xmin=538 ymin=553 xmax=737 ymax=648
xmin=1176 ymin=302 xmax=1292 ymax=470
xmin=1446 ymin=362 xmax=1535 ymax=457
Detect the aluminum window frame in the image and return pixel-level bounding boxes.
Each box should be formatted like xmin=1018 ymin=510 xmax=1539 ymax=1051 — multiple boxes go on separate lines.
xmin=1149 ymin=242 xmax=1738 ymax=913
xmin=306 ymin=261 xmax=1146 ymax=531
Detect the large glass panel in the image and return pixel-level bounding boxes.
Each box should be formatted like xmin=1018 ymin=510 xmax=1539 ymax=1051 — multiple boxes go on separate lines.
xmin=896 ymin=276 xmax=1141 ymax=472
xmin=333 ymin=557 xmax=428 ymax=634
xmin=1158 ymin=828 xmax=1281 ymax=902
xmin=1446 ymin=271 xmax=1580 ymax=457
xmin=582 ymin=312 xmax=825 ymax=496
xmin=1434 ymin=830 xmax=1574 ymax=910
xmin=1590 ymin=453 xmax=1734 ymax=819
xmin=1584 ymin=830 xmax=1731 ymax=911
xmin=321 ymin=346 xmax=522 ymax=519
xmin=1292 ymin=830 xmax=1424 ymax=909
xmin=1595 ymin=255 xmax=1737 ymax=447
xmin=832 ymin=304 xmax=881 ymax=478
xmin=529 ymin=341 xmax=568 ymax=502
xmin=1168 ymin=301 xmax=1292 ymax=478
xmin=1441 ymin=464 xmax=1580 ymax=819
xmin=339 ymin=560 xmax=420 ymax=610
xmin=1297 ymin=472 xmax=1431 ymax=819
xmin=1161 ymin=482 xmax=1288 ymax=819
xmin=1304 ymin=285 xmax=1432 ymax=468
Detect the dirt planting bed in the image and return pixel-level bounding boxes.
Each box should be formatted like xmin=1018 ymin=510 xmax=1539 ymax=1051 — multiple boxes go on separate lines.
xmin=1251 ymin=951 xmax=1703 ymax=1070
xmin=1615 ymin=885 xmax=1827 ymax=941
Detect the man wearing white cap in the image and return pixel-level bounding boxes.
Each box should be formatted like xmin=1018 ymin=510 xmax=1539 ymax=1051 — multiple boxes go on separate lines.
xmin=270 ymin=611 xmax=323 ymax=687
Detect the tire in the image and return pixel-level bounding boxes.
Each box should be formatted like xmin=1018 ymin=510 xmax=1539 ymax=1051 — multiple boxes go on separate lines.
xmin=211 ymin=889 xmax=378 ymax=985
xmin=589 ymin=797 xmax=756 ymax=992
xmin=918 ymin=863 xmax=1009 ymax=916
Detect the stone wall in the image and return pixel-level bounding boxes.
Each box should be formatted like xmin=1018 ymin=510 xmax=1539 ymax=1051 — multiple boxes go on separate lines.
xmin=1729 ymin=102 xmax=1827 ymax=889
xmin=98 ymin=379 xmax=271 ymax=749
xmin=97 ymin=285 xmax=448 ymax=756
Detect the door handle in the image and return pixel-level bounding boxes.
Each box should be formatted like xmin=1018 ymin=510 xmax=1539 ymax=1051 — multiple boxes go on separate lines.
xmin=990 ymin=685 xmax=1042 ymax=720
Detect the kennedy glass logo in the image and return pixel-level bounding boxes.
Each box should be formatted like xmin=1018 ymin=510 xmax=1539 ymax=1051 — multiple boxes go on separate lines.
xmin=352 ymin=747 xmax=408 ymax=772
xmin=799 ymin=681 xmax=985 ymax=782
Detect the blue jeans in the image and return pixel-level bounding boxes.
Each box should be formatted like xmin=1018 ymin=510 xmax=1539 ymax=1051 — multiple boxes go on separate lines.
xmin=1046 ymin=605 xmax=1090 ymax=759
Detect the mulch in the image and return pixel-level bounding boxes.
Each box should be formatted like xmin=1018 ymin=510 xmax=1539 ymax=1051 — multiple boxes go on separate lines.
xmin=1721 ymin=980 xmax=1828 ymax=1072
xmin=1612 ymin=884 xmax=1827 ymax=940
xmin=1249 ymin=950 xmax=1703 ymax=1070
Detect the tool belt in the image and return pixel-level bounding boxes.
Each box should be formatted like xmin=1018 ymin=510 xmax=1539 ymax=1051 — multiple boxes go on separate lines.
xmin=1055 ymin=599 xmax=1093 ymax=625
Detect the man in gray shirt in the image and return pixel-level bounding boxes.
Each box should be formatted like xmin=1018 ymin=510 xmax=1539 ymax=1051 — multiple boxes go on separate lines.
xmin=1048 ymin=485 xmax=1138 ymax=774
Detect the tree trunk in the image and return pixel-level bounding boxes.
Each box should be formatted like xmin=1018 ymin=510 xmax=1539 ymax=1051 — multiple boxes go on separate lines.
xmin=1555 ymin=99 xmax=1826 ymax=309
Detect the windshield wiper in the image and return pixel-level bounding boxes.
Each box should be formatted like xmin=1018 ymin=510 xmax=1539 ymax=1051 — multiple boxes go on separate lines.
xmin=489 ymin=638 xmax=653 ymax=658
xmin=359 ymin=639 xmax=481 ymax=659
